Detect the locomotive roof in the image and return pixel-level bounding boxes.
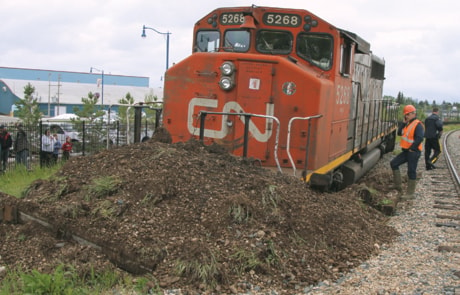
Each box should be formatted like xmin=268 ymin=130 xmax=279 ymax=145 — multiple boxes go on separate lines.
xmin=202 ymin=6 xmax=372 ymax=54
xmin=339 ymin=29 xmax=371 ymax=54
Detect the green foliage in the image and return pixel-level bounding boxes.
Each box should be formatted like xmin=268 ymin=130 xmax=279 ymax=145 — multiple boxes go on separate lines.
xmin=378 ymin=198 xmax=393 ymax=205
xmin=117 ymin=92 xmax=136 ymax=124
xmin=19 ymin=265 xmax=77 ymax=295
xmin=230 ymin=249 xmax=262 ymax=275
xmin=264 ymin=240 xmax=281 ymax=266
xmin=174 ymin=251 xmax=221 ymax=288
xmin=262 ymin=185 xmax=281 ymax=209
xmin=85 ymin=176 xmax=122 ymax=199
xmin=0 ymin=163 xmax=62 ymax=198
xmin=117 ymin=91 xmax=162 ymax=125
xmin=14 ymin=83 xmax=42 ymax=126
xmin=228 ymin=203 xmax=251 ymax=224
xmin=91 ymin=200 xmax=117 ymax=220
xmin=230 ymin=241 xmax=281 ymax=277
xmin=143 ymin=92 xmax=162 ymax=123
xmin=0 ymin=264 xmax=148 ymax=295
xmin=72 ymin=92 xmax=105 ymax=123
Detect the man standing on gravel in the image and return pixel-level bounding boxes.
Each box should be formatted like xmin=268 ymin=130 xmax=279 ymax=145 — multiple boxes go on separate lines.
xmin=390 ymin=105 xmax=425 ymax=200
xmin=424 ymin=107 xmax=443 ymax=170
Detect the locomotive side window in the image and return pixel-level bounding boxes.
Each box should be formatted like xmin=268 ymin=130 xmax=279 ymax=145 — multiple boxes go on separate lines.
xmin=223 ymin=30 xmax=250 ymax=52
xmin=195 ymin=31 xmax=220 ymax=52
xmin=256 ymin=30 xmax=293 ymax=54
xmin=340 ymin=42 xmax=352 ymax=76
xmin=296 ymin=33 xmax=333 ymax=70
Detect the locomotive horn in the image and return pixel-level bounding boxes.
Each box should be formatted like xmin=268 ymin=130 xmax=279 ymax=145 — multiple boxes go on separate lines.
xmin=240 ymin=13 xmax=257 ymax=29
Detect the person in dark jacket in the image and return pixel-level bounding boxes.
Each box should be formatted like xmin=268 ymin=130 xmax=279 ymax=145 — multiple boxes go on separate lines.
xmin=390 ymin=105 xmax=425 ymax=200
xmin=424 ymin=107 xmax=443 ymax=170
xmin=0 ymin=125 xmax=13 ymax=173
xmin=14 ymin=122 xmax=29 ymax=169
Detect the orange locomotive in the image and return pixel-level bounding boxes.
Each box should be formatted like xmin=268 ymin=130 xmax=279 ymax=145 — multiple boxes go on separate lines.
xmin=162 ymin=5 xmax=398 ymax=190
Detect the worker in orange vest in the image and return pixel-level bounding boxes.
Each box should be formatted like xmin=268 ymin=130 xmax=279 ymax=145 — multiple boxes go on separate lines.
xmin=390 ymin=105 xmax=425 ymax=200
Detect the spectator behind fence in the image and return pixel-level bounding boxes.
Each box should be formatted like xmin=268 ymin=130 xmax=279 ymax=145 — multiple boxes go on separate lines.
xmin=52 ymin=133 xmax=61 ymax=164
xmin=61 ymin=136 xmax=73 ymax=161
xmin=0 ymin=125 xmax=13 ymax=173
xmin=14 ymin=123 xmax=29 ymax=169
xmin=41 ymin=129 xmax=55 ymax=167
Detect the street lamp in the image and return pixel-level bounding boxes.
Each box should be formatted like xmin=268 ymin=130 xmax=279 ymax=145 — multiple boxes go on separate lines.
xmin=90 ymin=67 xmax=104 ymax=108
xmin=141 ymin=25 xmax=171 ymax=71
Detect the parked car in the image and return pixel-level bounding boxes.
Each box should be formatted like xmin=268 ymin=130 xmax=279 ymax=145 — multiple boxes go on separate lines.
xmin=45 ymin=123 xmax=80 ymax=142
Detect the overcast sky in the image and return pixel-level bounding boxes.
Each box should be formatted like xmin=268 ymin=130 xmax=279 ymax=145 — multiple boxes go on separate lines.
xmin=1 ymin=0 xmax=459 ymax=103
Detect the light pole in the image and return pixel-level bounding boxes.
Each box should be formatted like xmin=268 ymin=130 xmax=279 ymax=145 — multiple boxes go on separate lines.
xmin=90 ymin=67 xmax=104 ymax=108
xmin=141 ymin=25 xmax=171 ymax=71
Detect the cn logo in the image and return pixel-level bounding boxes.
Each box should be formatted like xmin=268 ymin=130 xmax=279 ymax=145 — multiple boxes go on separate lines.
xmin=188 ymin=98 xmax=274 ymax=142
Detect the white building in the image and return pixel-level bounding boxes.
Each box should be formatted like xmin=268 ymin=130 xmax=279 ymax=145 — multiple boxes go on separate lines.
xmin=0 ymin=66 xmax=163 ymax=117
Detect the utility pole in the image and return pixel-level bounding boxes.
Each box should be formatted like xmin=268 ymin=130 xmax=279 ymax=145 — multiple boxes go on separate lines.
xmin=57 ymin=74 xmax=61 ymax=115
xmin=48 ymin=73 xmax=62 ymax=117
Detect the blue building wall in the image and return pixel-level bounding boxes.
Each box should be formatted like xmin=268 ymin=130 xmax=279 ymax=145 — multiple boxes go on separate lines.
xmin=0 ymin=80 xmax=20 ymax=115
xmin=0 ymin=66 xmax=150 ymax=116
xmin=0 ymin=67 xmax=149 ymax=87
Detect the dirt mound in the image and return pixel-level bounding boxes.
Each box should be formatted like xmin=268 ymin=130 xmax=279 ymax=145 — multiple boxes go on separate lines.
xmin=0 ymin=135 xmax=399 ymax=293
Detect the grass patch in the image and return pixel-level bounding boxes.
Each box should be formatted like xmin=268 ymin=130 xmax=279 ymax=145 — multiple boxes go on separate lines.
xmin=174 ymin=251 xmax=222 ymax=289
xmin=0 ymin=264 xmax=154 ymax=295
xmin=85 ymin=176 xmax=122 ymax=200
xmin=230 ymin=249 xmax=262 ymax=275
xmin=228 ymin=203 xmax=251 ymax=224
xmin=378 ymin=198 xmax=393 ymax=205
xmin=0 ymin=163 xmax=62 ymax=198
xmin=261 ymin=185 xmax=281 ymax=209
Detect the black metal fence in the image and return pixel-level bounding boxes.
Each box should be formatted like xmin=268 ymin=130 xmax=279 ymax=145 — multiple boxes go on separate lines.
xmin=0 ymin=119 xmax=157 ymax=173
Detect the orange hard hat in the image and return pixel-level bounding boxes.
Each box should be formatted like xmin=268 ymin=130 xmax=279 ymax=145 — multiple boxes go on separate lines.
xmin=403 ymin=105 xmax=416 ymax=115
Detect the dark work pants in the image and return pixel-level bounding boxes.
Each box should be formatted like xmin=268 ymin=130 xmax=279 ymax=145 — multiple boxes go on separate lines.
xmin=390 ymin=149 xmax=421 ymax=180
xmin=0 ymin=149 xmax=8 ymax=172
xmin=424 ymin=138 xmax=441 ymax=165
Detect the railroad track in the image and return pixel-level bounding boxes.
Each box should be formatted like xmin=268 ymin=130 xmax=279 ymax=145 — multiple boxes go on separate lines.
xmin=426 ymin=130 xmax=460 ymax=254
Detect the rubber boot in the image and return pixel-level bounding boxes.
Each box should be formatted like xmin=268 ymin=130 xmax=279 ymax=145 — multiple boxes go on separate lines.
xmin=391 ymin=170 xmax=402 ymax=192
xmin=401 ymin=179 xmax=417 ymax=200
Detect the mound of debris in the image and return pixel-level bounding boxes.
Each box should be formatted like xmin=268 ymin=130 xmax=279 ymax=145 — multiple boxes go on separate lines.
xmin=0 ymin=135 xmax=399 ymax=293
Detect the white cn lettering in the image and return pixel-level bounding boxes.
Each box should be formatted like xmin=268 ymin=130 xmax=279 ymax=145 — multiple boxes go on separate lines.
xmin=188 ymin=98 xmax=274 ymax=142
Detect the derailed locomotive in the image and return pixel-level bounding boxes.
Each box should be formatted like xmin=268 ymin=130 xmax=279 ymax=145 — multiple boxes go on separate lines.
xmin=161 ymin=5 xmax=398 ymax=190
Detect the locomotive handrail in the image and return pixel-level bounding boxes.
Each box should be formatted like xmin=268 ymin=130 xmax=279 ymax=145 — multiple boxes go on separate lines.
xmin=198 ymin=111 xmax=282 ymax=172
xmin=286 ymin=114 xmax=323 ymax=177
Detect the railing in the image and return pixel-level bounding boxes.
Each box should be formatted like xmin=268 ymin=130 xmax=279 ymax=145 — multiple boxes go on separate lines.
xmin=198 ymin=111 xmax=282 ymax=172
xmin=286 ymin=115 xmax=322 ymax=177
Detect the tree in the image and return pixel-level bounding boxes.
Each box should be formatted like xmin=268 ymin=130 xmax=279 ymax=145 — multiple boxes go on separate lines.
xmin=396 ymin=92 xmax=405 ymax=104
xmin=72 ymin=92 xmax=105 ymax=123
xmin=14 ymin=83 xmax=42 ymax=126
xmin=143 ymin=92 xmax=162 ymax=124
xmin=117 ymin=93 xmax=135 ymax=124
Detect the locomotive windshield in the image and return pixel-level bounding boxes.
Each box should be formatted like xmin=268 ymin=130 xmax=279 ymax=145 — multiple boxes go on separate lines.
xmin=195 ymin=30 xmax=220 ymax=52
xmin=195 ymin=28 xmax=333 ymax=71
xmin=223 ymin=30 xmax=250 ymax=52
xmin=256 ymin=30 xmax=293 ymax=54
xmin=296 ymin=33 xmax=333 ymax=70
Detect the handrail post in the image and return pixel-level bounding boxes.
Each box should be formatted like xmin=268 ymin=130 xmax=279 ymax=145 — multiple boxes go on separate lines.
xmin=243 ymin=115 xmax=251 ymax=158
xmin=199 ymin=112 xmax=207 ymax=141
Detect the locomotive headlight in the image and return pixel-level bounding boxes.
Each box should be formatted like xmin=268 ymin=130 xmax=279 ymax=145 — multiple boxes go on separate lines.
xmin=219 ymin=77 xmax=234 ymax=91
xmin=220 ymin=61 xmax=235 ymax=75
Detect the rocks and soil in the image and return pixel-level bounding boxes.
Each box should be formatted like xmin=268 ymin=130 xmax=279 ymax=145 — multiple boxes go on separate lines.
xmin=0 ymin=128 xmax=401 ymax=294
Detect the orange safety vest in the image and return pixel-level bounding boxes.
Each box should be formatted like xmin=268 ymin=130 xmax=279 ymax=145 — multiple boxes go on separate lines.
xmin=400 ymin=119 xmax=423 ymax=151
